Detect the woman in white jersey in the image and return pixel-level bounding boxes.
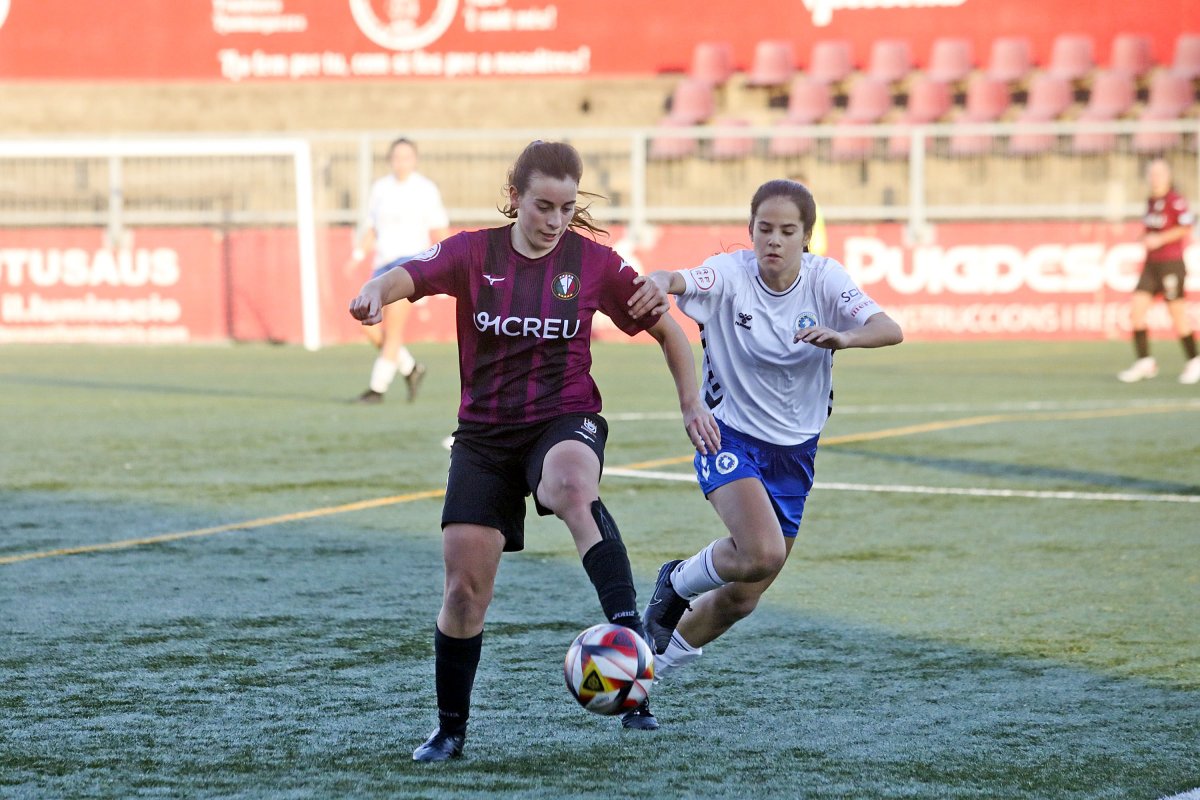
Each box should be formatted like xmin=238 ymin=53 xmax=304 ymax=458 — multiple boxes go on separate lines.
xmin=640 ymin=178 xmax=903 ymax=682
xmin=347 ymin=137 xmax=450 ymax=403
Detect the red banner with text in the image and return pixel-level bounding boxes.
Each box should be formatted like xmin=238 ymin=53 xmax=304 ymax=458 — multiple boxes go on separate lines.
xmin=2 ymin=223 xmax=1196 ymax=346
xmin=0 ymin=0 xmax=1191 ymax=81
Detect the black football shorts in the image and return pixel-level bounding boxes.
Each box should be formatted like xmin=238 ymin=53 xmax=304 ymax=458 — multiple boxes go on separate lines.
xmin=1135 ymin=259 xmax=1187 ymax=300
xmin=441 ymin=413 xmax=609 ymax=552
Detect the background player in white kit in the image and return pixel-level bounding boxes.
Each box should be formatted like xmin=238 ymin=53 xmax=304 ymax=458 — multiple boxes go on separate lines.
xmin=638 ymin=178 xmax=904 ymax=683
xmin=347 ymin=137 xmax=450 ymax=403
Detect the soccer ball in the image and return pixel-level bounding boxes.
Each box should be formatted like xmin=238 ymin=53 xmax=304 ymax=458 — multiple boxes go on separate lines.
xmin=563 ymin=623 xmax=654 ymax=715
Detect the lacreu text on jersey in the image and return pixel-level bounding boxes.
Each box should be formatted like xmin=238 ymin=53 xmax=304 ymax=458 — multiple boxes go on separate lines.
xmin=473 ymin=311 xmax=580 ymax=339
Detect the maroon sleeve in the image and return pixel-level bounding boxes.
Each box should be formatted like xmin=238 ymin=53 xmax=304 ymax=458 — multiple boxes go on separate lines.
xmin=597 ymin=249 xmax=661 ymax=336
xmin=405 ymin=231 xmax=474 ymax=301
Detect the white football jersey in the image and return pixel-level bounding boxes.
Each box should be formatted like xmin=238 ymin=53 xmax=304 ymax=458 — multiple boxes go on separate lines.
xmin=676 ymin=250 xmax=882 ymax=445
xmin=367 ymin=172 xmax=450 ymax=267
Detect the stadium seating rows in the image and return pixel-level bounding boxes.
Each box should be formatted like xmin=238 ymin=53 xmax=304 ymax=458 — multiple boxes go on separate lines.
xmin=650 ymin=31 xmax=1200 ymax=160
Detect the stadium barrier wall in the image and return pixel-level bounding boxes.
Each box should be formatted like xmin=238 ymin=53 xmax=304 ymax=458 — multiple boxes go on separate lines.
xmin=2 ymin=222 xmax=1196 ymax=345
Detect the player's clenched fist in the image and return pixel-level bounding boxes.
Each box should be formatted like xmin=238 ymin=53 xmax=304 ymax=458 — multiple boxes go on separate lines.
xmin=349 ymin=288 xmax=383 ymax=326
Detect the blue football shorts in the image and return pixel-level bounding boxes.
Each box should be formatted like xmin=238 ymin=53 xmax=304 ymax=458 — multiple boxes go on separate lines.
xmin=692 ymin=420 xmax=819 ymax=538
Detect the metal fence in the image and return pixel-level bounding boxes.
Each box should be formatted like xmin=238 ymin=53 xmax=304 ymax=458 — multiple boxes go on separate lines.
xmin=2 ymin=120 xmax=1197 ymax=243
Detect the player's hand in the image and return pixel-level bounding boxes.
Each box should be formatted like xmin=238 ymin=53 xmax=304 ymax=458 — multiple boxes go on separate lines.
xmin=349 ymin=287 xmax=384 ymax=325
xmin=682 ymin=400 xmax=720 ymax=455
xmin=794 ymin=325 xmax=848 ymax=350
xmin=627 ymin=274 xmax=670 ymax=319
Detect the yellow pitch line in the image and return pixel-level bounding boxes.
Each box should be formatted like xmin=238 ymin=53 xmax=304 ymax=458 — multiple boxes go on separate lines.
xmin=0 ymin=489 xmax=445 ymax=566
xmin=5 ymin=402 xmax=1194 ymax=566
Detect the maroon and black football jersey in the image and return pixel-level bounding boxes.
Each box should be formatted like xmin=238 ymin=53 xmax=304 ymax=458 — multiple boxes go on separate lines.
xmin=406 ymin=225 xmax=658 ymax=424
xmin=1144 ymin=189 xmax=1193 ymax=262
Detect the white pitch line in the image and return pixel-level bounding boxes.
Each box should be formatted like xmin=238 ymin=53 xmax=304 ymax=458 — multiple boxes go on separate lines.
xmin=607 ymin=397 xmax=1200 ymax=421
xmin=604 ymin=468 xmax=1200 ymax=504
xmin=1158 ymin=790 xmax=1200 ymax=800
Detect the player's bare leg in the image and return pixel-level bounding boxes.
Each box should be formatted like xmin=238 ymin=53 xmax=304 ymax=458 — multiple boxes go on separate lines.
xmin=1166 ymin=297 xmax=1200 ymax=384
xmin=415 ymin=524 xmax=504 ymax=763
xmin=1119 ymin=290 xmax=1159 ymax=382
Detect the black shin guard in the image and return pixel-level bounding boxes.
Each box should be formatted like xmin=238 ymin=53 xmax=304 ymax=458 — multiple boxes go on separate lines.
xmin=433 ymin=626 xmax=482 ymax=735
xmin=1182 ymin=333 xmax=1198 ymax=360
xmin=1133 ymin=329 xmax=1150 ymax=359
xmin=582 ymin=501 xmax=639 ymax=628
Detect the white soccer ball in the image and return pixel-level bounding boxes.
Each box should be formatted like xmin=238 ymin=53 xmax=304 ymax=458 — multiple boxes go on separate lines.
xmin=563 ymin=623 xmax=654 ymax=715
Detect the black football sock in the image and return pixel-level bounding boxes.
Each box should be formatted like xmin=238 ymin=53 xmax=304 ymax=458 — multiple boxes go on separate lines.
xmin=1181 ymin=334 xmax=1197 ymax=360
xmin=433 ymin=626 xmax=482 ymax=735
xmin=582 ymin=501 xmax=639 ymax=628
xmin=1133 ymin=329 xmax=1150 ymax=359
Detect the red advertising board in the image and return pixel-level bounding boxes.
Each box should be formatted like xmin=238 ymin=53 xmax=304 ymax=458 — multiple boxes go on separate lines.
xmin=0 ymin=0 xmax=1191 ymax=81
xmin=3 ymin=223 xmax=1196 ymax=345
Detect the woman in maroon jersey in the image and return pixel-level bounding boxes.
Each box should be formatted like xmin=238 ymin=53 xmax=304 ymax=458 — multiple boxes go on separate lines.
xmin=349 ymin=140 xmax=719 ymax=761
xmin=1118 ymin=158 xmax=1199 ymax=384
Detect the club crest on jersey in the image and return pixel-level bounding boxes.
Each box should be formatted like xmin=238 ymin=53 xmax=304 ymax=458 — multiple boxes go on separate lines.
xmin=715 ymin=452 xmax=739 ymax=475
xmin=410 ymin=243 xmax=441 ymax=262
xmin=552 ymin=272 xmax=580 ymax=300
xmin=796 ymin=313 xmax=818 ymax=330
xmin=690 ymin=267 xmax=716 ymax=291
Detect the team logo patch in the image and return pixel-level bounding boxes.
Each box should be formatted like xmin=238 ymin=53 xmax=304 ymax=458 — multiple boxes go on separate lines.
xmin=714 ymin=452 xmax=739 ymax=475
xmin=553 ymin=272 xmax=581 ymax=300
xmin=582 ymin=418 xmax=598 ymax=436
xmin=690 ymin=267 xmax=716 ymax=291
xmin=796 ymin=313 xmax=818 ymax=330
xmin=410 ymin=243 xmax=441 ymax=262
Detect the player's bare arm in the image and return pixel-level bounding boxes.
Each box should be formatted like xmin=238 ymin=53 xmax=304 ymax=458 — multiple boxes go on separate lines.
xmin=349 ymin=265 xmax=416 ymax=326
xmin=645 ymin=313 xmax=721 ymax=454
xmin=645 ymin=269 xmax=687 ymax=296
xmin=626 ymin=274 xmax=671 ymax=319
xmin=794 ymin=311 xmax=904 ymax=350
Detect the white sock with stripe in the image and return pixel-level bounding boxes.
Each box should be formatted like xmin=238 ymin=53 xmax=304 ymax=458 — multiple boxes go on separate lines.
xmin=670 ymin=540 xmax=728 ymax=601
xmin=654 ymin=630 xmax=703 ymax=682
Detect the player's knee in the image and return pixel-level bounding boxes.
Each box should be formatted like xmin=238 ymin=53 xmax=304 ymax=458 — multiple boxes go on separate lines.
xmin=442 ymin=574 xmax=493 ymax=623
xmin=540 ymin=472 xmax=599 ymax=516
xmin=731 ymin=536 xmax=787 ymax=582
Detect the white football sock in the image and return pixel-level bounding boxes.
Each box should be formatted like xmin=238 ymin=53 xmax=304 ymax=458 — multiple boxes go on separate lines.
xmin=670 ymin=540 xmax=728 ymax=601
xmin=368 ymin=357 xmax=399 ymax=393
xmin=395 ymin=347 xmax=416 ymax=376
xmin=654 ymin=631 xmax=702 ymax=682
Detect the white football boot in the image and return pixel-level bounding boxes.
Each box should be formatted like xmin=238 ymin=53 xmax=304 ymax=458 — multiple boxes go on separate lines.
xmin=1117 ymin=357 xmax=1158 ymax=383
xmin=1179 ymin=357 xmax=1200 ymax=385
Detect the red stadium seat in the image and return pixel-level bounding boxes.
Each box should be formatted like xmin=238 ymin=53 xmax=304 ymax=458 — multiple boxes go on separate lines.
xmin=1131 ymin=70 xmax=1196 ymax=153
xmin=664 ymin=78 xmax=716 ymax=124
xmin=867 ymin=39 xmax=914 ymax=84
xmin=1071 ymin=70 xmax=1136 ymax=153
xmin=1009 ymin=74 xmax=1073 ymax=154
xmin=746 ymin=39 xmax=797 ymax=88
xmin=1132 ymin=114 xmax=1183 ymax=153
xmin=690 ymin=41 xmax=736 ymax=88
xmin=807 ymin=40 xmax=855 ymax=87
xmin=1079 ymin=70 xmax=1136 ymax=118
xmin=709 ymin=118 xmax=756 ymax=159
xmin=927 ymin=37 xmax=974 ymax=85
xmin=831 ymin=77 xmax=892 ymax=159
xmin=767 ymin=77 xmax=832 ymax=157
xmin=948 ymin=75 xmax=1011 ymax=155
xmin=986 ymin=36 xmax=1033 ymax=84
xmin=1108 ymin=33 xmax=1153 ymax=81
xmin=1142 ymin=70 xmax=1195 ymax=118
xmin=783 ymin=76 xmax=834 ymax=124
xmin=767 ymin=120 xmax=819 ymax=157
xmin=1046 ymin=33 xmax=1096 ymax=82
xmin=649 ymin=118 xmax=700 ymax=160
xmin=1171 ymin=33 xmax=1200 ymax=80
xmin=888 ymin=77 xmax=952 ymax=156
